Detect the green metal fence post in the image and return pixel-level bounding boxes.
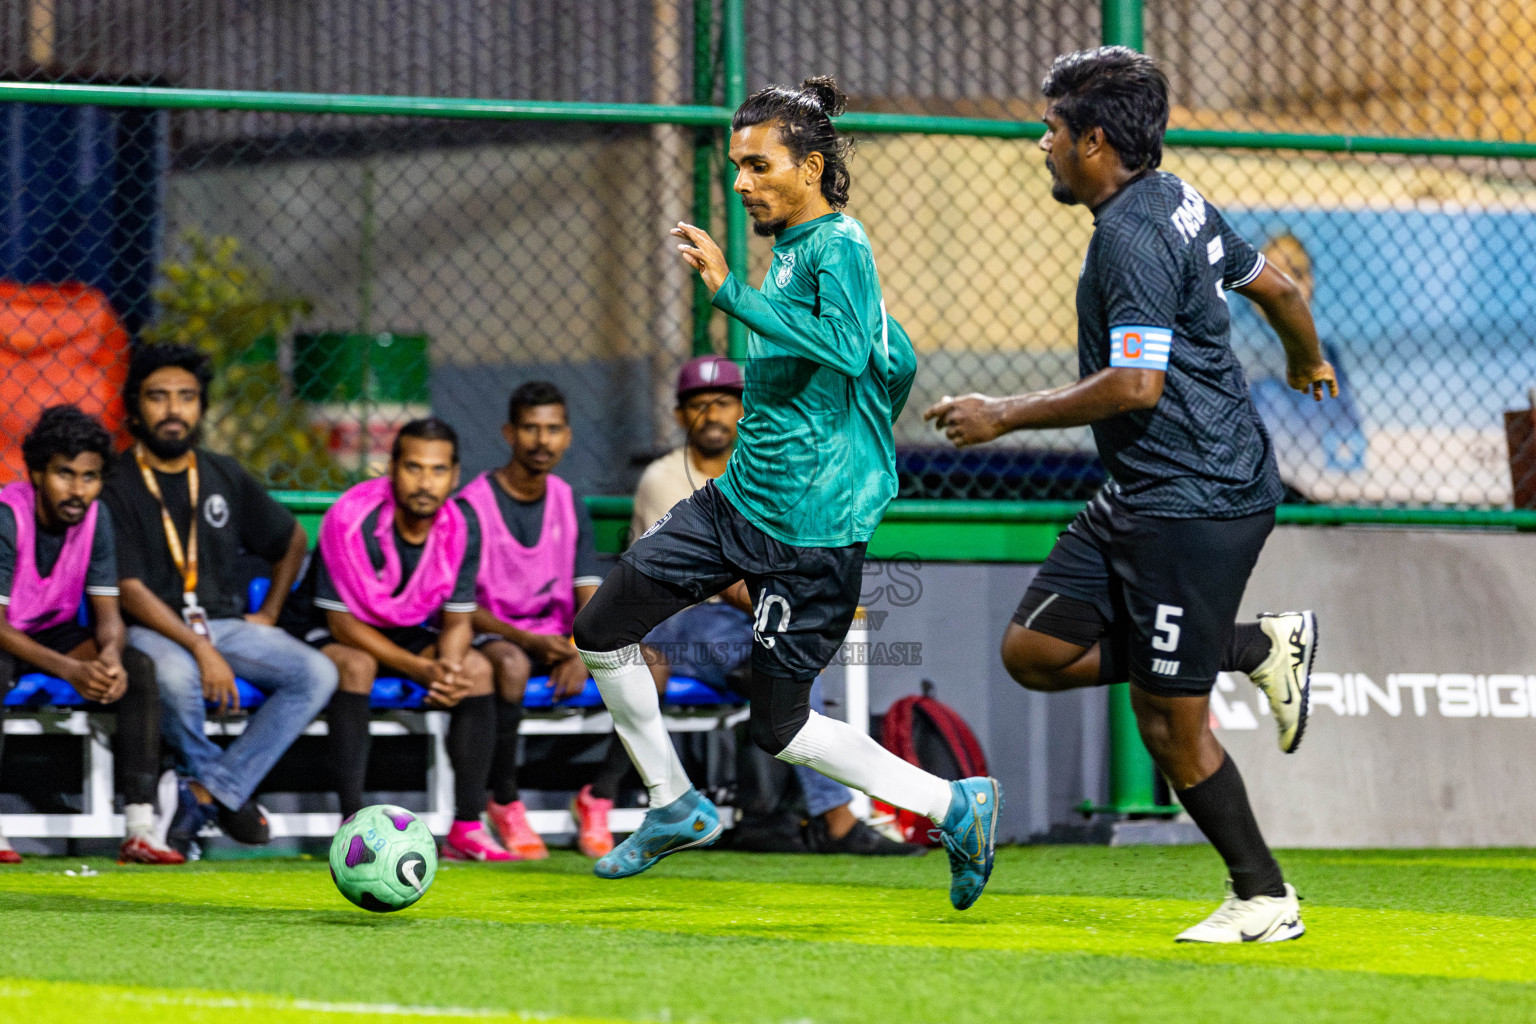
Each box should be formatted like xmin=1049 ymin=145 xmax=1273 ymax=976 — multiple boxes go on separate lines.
xmin=720 ymin=0 xmax=748 ymax=360
xmin=1096 ymin=0 xmax=1177 ymax=819
xmin=690 ymin=0 xmax=717 ymax=356
xmin=1102 ymin=0 xmax=1144 ymax=51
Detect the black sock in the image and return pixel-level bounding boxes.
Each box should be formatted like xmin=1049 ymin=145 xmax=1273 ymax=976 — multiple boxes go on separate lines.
xmin=1175 ymin=753 xmax=1285 ymax=899
xmin=489 ymin=697 xmax=524 ymax=805
xmin=114 ymin=647 xmax=162 ymax=806
xmin=447 ymin=695 xmax=495 ymax=821
xmin=1224 ymin=622 xmax=1271 ymax=675
xmin=326 ymin=691 xmax=373 ymax=818
xmin=589 ymin=735 xmax=636 ymax=802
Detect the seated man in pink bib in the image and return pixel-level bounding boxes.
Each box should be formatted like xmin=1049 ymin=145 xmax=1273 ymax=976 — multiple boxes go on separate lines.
xmin=0 ymin=407 xmax=183 ymax=865
xmin=460 ymin=382 xmax=609 ymax=860
xmin=279 ymin=418 xmax=510 ymax=862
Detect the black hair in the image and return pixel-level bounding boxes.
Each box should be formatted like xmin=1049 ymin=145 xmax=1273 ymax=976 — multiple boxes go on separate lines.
xmin=391 ymin=417 xmax=459 ymax=464
xmin=1041 ymin=47 xmax=1169 ymax=173
xmin=732 ymin=75 xmax=853 ymax=209
xmin=507 ymin=380 xmax=567 ymax=425
xmin=124 ymin=343 xmax=214 ymax=424
xmin=22 ymin=405 xmax=116 ymax=475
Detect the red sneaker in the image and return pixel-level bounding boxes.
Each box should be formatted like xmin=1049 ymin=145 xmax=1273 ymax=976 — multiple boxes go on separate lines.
xmin=119 ymin=832 xmax=187 ymax=865
xmin=440 ymin=820 xmax=514 ymax=862
xmin=486 ymin=799 xmax=548 ymax=860
xmin=570 ymin=784 xmax=614 ymax=859
xmin=0 ymin=848 xmax=21 ymax=865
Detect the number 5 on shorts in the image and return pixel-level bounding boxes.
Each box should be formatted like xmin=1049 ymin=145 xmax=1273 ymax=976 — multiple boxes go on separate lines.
xmin=1152 ymin=604 xmax=1184 ymax=652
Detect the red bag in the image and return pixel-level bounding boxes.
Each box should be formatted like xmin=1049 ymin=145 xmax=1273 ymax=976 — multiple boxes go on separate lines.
xmin=873 ymin=682 xmax=987 ymax=846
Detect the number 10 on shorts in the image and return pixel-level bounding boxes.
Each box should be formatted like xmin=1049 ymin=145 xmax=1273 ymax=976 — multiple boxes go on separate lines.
xmin=1152 ymin=604 xmax=1184 ymax=652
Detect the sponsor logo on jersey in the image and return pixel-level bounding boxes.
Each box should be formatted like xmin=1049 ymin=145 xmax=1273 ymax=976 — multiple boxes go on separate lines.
xmin=203 ymin=494 xmax=229 ymax=529
xmin=774 ymin=250 xmax=796 ymax=287
xmin=1171 ymin=181 xmax=1208 ymax=243
xmin=1151 ymin=658 xmax=1181 ymax=676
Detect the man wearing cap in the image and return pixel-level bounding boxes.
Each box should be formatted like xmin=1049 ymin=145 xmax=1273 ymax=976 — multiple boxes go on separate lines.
xmin=627 ymin=356 xmax=920 ymax=856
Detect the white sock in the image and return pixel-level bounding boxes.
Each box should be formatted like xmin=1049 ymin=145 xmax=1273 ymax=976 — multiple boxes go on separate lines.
xmin=778 ymin=711 xmax=954 ymax=823
xmin=580 ymin=645 xmax=692 ymax=808
xmin=124 ymin=803 xmax=155 ymax=837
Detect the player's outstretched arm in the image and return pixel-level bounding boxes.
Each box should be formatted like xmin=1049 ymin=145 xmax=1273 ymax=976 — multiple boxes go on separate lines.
xmin=1235 ymin=262 xmax=1338 ymax=401
xmin=923 ymin=367 xmax=1164 ymax=448
xmin=670 ymin=222 xmax=874 ymax=377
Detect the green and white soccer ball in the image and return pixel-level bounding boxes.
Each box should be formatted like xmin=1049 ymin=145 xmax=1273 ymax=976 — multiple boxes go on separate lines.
xmin=328 ymin=804 xmax=438 ymax=912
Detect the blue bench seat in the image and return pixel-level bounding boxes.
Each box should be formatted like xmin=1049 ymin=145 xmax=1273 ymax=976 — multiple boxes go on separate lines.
xmin=5 ymin=671 xmax=742 ymax=711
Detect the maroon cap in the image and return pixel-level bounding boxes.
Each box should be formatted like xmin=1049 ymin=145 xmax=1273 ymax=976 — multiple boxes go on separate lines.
xmin=675 ymin=355 xmax=744 ymax=400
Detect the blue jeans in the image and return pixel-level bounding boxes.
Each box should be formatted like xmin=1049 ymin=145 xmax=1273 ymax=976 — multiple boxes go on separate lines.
xmin=644 ymin=603 xmax=853 ymax=818
xmin=129 ymin=619 xmax=338 ymax=810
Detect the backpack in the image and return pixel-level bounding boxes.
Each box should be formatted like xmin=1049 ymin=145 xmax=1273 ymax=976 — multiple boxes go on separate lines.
xmin=874 ymin=681 xmax=988 ymax=846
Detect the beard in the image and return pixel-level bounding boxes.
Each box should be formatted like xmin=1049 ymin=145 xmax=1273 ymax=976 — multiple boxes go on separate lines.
xmin=690 ymin=429 xmax=733 ymax=458
xmin=1046 ymin=158 xmax=1078 ymax=205
xmin=135 ymin=420 xmax=201 ymax=460
xmin=752 ymin=216 xmax=788 ymax=237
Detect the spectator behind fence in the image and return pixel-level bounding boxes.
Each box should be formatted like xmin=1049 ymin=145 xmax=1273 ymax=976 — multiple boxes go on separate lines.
xmin=460 ymin=382 xmax=609 ymax=859
xmin=279 ymin=418 xmax=508 ymax=862
xmin=104 ymin=344 xmax=337 ymax=858
xmin=0 ymin=407 xmax=181 ymax=865
xmin=633 ymin=356 xmax=920 ymax=856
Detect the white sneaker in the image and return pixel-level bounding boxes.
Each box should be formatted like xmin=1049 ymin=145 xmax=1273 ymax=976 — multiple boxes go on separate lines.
xmin=1248 ymin=611 xmax=1315 ymax=753
xmin=1176 ymin=882 xmax=1305 ymax=943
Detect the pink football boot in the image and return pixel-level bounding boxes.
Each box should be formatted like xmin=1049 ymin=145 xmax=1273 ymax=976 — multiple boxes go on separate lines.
xmin=570 ymin=784 xmax=615 ymax=859
xmin=441 ymin=819 xmax=515 ymax=862
xmin=486 ymin=799 xmax=548 ymax=860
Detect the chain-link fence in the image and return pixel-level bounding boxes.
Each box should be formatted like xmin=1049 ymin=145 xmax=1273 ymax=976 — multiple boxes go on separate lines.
xmin=2 ymin=1 xmax=1534 ymax=510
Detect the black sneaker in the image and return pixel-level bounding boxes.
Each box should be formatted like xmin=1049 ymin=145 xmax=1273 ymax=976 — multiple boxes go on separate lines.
xmin=805 ymin=817 xmax=928 ymax=857
xmin=217 ymin=799 xmax=272 ymax=845
xmin=720 ymin=812 xmax=809 ymax=853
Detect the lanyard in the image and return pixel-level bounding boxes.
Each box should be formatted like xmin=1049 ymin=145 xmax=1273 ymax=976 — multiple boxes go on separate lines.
xmin=134 ymin=445 xmax=199 ymax=603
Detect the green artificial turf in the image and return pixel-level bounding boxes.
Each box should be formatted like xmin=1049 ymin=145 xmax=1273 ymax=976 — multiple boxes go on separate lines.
xmin=1 ymin=846 xmax=1533 ymax=1023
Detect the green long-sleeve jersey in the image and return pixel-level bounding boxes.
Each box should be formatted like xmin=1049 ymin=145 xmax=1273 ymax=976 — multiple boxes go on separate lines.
xmin=711 ymin=211 xmax=916 ymax=548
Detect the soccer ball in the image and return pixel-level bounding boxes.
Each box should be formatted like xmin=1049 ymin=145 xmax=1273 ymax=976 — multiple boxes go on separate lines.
xmin=328 ymin=804 xmax=438 ymax=912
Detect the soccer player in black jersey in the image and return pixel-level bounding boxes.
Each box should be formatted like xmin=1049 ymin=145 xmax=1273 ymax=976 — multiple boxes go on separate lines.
xmin=926 ymin=47 xmax=1338 ymax=943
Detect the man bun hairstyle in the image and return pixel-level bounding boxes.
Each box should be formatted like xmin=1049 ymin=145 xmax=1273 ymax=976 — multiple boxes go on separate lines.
xmin=732 ymin=75 xmax=854 ymax=209
xmin=392 ymin=416 xmax=459 ymax=465
xmin=1041 ymin=46 xmax=1169 ymax=173
xmin=124 ymin=342 xmax=214 ymax=421
xmin=22 ymin=405 xmax=116 ymax=475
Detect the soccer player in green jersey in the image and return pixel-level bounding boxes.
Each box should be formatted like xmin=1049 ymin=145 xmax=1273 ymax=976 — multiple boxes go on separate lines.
xmin=574 ymin=77 xmax=1001 ymax=910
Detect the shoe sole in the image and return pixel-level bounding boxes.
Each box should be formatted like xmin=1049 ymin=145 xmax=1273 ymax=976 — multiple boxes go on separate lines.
xmin=595 ymin=820 xmax=723 ymax=880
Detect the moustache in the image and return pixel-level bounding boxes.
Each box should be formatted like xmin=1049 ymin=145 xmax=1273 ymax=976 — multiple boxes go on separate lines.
xmin=406 ymin=491 xmax=438 ymax=504
xmin=156 ymin=419 xmax=190 ymax=433
xmin=58 ymin=500 xmax=87 ymax=513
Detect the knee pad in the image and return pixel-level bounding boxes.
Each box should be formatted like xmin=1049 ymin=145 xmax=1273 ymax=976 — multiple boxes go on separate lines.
xmin=745 ymin=673 xmax=812 ymax=756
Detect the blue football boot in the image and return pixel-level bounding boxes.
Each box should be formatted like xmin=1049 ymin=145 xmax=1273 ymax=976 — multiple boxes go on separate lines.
xmin=160 ymin=771 xmax=217 ymax=861
xmin=593 ymin=787 xmax=722 ymax=879
xmin=935 ymin=777 xmax=1002 ymax=910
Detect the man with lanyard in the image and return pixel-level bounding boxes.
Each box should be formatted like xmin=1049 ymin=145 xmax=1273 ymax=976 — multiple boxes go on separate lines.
xmin=458 ymin=381 xmax=606 ymax=860
xmin=0 ymin=407 xmax=181 ymax=865
xmin=282 ymin=417 xmax=508 ymax=862
xmin=104 ymin=344 xmax=338 ymax=857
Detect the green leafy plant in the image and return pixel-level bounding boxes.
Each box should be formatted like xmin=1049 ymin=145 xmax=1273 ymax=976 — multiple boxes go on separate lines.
xmin=144 ymin=231 xmax=345 ymax=488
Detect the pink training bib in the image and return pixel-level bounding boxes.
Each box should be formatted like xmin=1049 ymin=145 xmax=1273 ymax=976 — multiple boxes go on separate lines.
xmin=0 ymin=480 xmax=96 ymax=633
xmin=318 ymin=476 xmax=468 ymax=629
xmin=458 ymin=472 xmax=576 ymax=636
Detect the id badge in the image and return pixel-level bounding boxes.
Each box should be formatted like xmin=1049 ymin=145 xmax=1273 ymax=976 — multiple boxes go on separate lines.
xmin=182 ymin=594 xmax=211 ymax=638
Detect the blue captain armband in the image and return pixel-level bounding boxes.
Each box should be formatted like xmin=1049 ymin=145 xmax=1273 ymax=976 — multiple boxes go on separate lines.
xmin=1109 ymin=325 xmax=1172 ymax=371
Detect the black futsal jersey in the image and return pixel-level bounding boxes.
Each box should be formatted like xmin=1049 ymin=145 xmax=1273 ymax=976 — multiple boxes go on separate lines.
xmin=1076 ymin=170 xmax=1283 ymax=519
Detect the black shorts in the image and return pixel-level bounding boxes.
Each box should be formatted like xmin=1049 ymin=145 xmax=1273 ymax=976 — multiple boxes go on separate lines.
xmin=1016 ymin=491 xmax=1274 ymax=697
xmin=299 ymin=624 xmax=439 ymax=657
xmin=621 ymin=480 xmax=865 ymax=681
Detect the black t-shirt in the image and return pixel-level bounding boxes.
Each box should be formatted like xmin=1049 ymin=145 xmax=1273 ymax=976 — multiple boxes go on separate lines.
xmin=486 ymin=476 xmax=605 ymax=588
xmin=0 ymin=503 xmax=119 ymax=612
xmin=282 ymin=498 xmax=480 ymax=636
xmin=1076 ymin=171 xmax=1284 ymax=518
xmin=103 ymin=448 xmax=298 ymax=621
